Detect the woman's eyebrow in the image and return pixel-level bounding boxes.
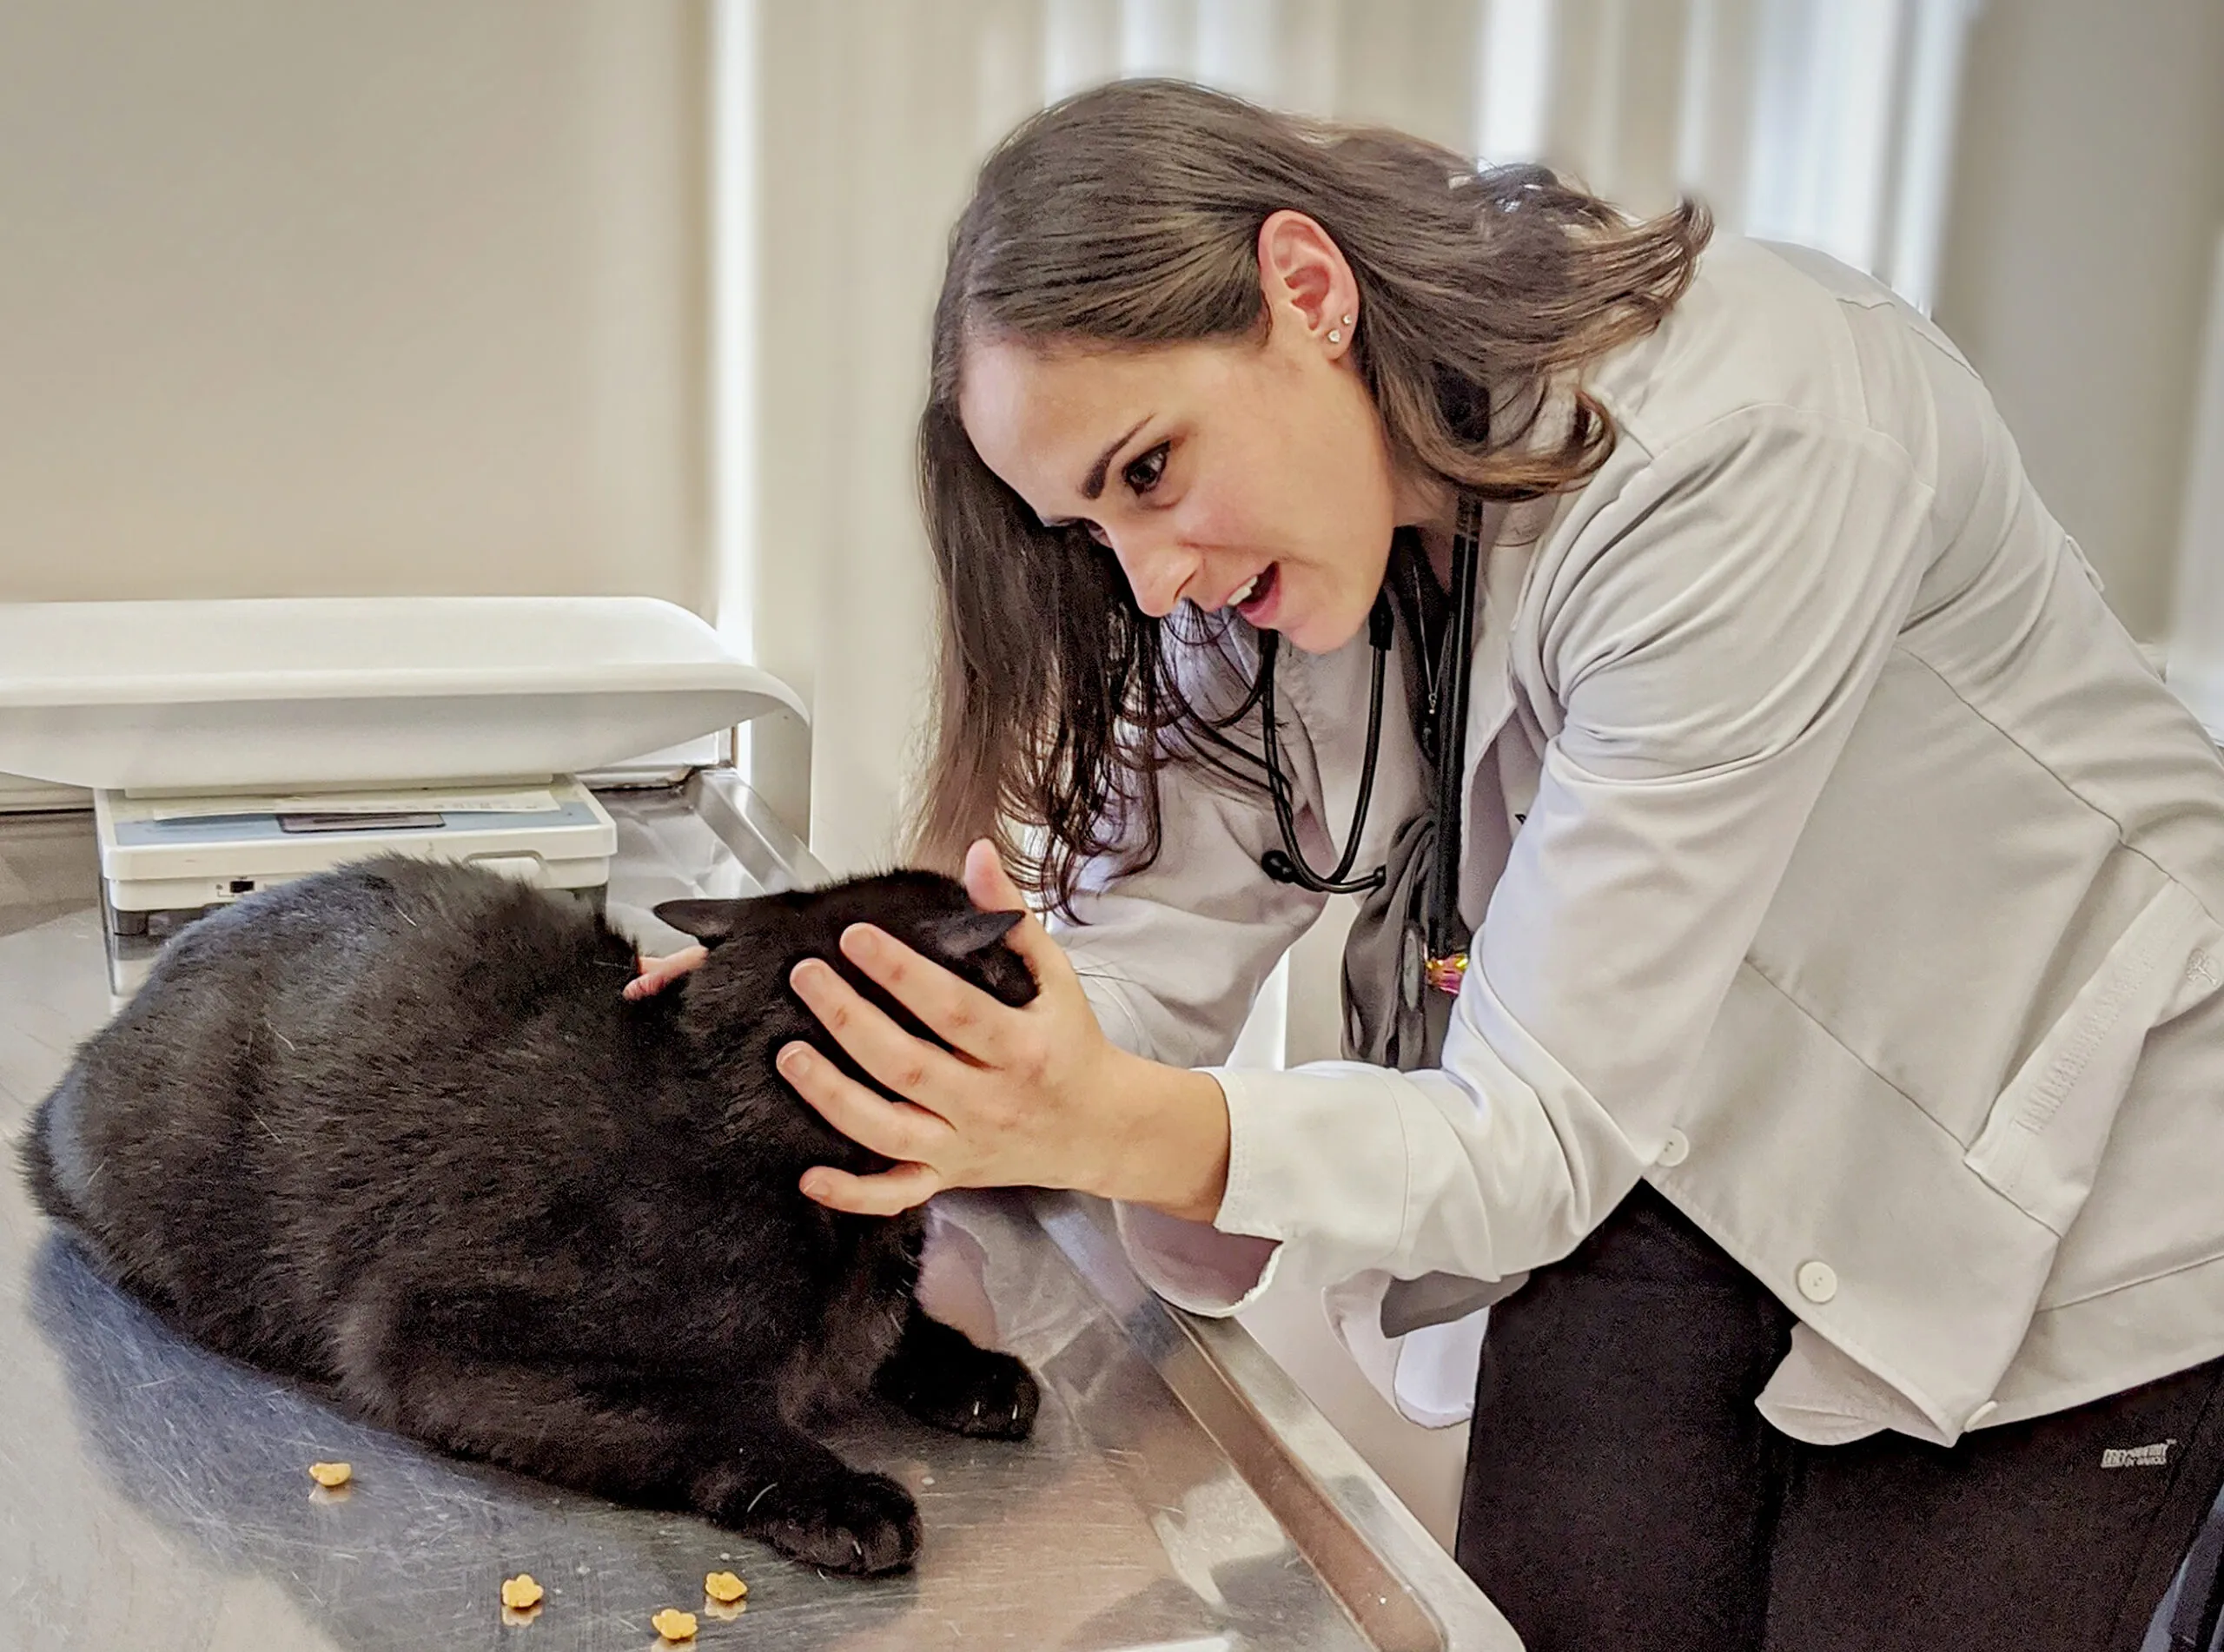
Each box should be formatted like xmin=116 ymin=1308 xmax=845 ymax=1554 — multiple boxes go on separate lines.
xmin=1080 ymin=418 xmax=1150 ymax=500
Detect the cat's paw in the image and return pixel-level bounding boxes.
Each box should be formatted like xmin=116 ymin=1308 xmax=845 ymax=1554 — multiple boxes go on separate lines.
xmin=877 ymin=1344 xmax=1041 ymax=1441
xmin=716 ymin=1467 xmax=922 ymax=1576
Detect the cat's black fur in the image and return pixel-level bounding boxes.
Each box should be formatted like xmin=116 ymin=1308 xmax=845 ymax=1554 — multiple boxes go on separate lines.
xmin=18 ymin=857 xmax=1041 ymax=1576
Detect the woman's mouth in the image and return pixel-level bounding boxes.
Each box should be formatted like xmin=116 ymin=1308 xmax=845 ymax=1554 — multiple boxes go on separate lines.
xmin=1233 ymin=564 xmax=1281 ymax=625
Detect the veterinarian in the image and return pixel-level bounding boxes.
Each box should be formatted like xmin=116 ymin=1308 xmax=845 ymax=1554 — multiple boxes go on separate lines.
xmin=638 ymin=80 xmax=2224 ymax=1651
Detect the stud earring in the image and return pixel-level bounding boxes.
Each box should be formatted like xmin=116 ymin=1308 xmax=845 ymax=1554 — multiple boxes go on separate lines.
xmin=1327 ymin=327 xmax=1342 ymax=344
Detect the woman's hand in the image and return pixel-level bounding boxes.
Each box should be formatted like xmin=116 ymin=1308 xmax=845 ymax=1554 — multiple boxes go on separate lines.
xmin=624 ymin=944 xmax=708 ymax=1000
xmin=778 ymin=840 xmax=1231 ymax=1220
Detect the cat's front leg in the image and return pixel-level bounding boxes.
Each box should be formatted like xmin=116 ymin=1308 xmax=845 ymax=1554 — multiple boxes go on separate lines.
xmin=692 ymin=1417 xmax=921 ymax=1576
xmin=872 ymin=1298 xmax=1039 ymax=1440
xmin=335 ymin=1283 xmax=922 ymax=1576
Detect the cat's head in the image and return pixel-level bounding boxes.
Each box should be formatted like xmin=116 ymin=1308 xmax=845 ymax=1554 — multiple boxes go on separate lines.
xmin=650 ymin=870 xmax=1038 ymax=1165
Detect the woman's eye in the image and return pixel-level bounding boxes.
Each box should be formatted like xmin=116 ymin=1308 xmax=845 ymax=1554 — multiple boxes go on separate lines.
xmin=1123 ymin=444 xmax=1169 ymax=496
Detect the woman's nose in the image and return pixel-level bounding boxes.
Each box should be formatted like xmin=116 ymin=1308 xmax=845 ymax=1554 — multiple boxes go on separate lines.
xmin=1107 ymin=527 xmax=1198 ymax=618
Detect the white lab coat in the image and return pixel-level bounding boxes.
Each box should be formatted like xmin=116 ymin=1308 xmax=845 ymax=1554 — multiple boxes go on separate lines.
xmin=1054 ymin=235 xmax=2224 ymax=1447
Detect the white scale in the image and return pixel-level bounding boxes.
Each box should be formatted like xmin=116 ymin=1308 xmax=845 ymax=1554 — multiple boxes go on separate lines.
xmin=91 ymin=778 xmax=619 ymax=932
xmin=0 ymin=596 xmax=804 ymax=931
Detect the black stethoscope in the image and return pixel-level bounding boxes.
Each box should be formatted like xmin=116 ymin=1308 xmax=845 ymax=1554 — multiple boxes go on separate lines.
xmin=1255 ymin=495 xmax=1486 ymax=976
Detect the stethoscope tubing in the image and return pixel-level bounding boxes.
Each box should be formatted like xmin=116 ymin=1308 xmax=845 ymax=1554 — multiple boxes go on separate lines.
xmin=1255 ymin=498 xmax=1486 ymax=953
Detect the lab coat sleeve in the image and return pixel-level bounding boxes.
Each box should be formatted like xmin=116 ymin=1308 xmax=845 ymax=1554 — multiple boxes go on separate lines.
xmin=1048 ymin=740 xmax=1332 ymax=1315
xmin=1201 ymin=406 xmax=1937 ymax=1298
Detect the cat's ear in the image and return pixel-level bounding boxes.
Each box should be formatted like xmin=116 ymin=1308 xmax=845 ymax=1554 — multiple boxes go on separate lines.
xmin=652 ymin=899 xmax=751 ymax=947
xmin=925 ymin=907 xmax=1023 ymax=961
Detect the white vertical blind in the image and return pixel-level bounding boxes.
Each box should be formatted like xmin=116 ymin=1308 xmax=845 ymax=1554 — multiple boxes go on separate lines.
xmin=712 ymin=0 xmax=760 ymax=660
xmin=2168 ymin=229 xmax=2224 ymax=742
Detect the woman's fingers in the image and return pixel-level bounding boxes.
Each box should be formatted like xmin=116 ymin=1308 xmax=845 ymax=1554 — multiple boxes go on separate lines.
xmin=963 ymin=837 xmax=1028 ymax=914
xmin=776 ymin=844 xmax=1112 ymax=1199
xmin=777 ymin=1040 xmax=948 ymax=1163
xmin=799 ymin=1160 xmax=944 ymax=1217
xmin=832 ymin=836 xmax=1076 ymax=1068
xmin=962 ymin=837 xmax=1080 ymax=1000
xmin=783 ymin=1038 xmax=951 ymax=1213
xmin=623 ymin=944 xmax=708 ymax=1000
xmin=831 ymin=925 xmax=1013 ymax=1068
xmin=789 ymin=955 xmax=971 ymax=1104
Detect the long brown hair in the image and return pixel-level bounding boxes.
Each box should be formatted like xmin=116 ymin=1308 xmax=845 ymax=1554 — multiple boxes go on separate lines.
xmin=915 ymin=78 xmax=1708 ymax=913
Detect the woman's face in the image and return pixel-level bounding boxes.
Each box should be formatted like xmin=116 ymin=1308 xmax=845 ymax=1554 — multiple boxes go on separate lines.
xmin=956 ymin=215 xmax=1432 ymax=656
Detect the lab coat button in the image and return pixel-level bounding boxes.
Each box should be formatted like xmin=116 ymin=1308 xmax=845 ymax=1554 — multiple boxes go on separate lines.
xmin=1967 ymin=1400 xmax=2000 ymax=1429
xmin=1796 ymin=1261 xmax=1838 ymax=1304
xmin=1656 ymin=1128 xmax=1690 ymax=1167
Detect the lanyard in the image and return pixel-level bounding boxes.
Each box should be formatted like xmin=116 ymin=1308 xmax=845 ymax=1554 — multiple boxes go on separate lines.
xmin=1257 ymin=497 xmax=1486 ymax=988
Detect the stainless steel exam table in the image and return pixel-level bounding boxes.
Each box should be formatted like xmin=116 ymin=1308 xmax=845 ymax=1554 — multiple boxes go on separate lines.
xmin=0 ymin=771 xmax=1519 ymax=1652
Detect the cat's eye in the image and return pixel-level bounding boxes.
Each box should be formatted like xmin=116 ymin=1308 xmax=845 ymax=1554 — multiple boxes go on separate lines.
xmin=1122 ymin=443 xmax=1169 ymax=496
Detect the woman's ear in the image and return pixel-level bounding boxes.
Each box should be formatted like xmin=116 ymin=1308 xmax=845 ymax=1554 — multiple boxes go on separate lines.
xmin=1256 ymin=208 xmax=1359 ymax=351
xmin=651 ymin=899 xmax=749 ymax=947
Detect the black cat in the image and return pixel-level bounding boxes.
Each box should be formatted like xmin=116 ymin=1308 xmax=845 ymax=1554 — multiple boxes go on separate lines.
xmin=19 ymin=857 xmax=1041 ymax=1576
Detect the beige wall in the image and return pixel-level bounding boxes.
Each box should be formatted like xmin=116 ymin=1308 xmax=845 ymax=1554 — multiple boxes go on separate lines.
xmin=0 ymin=0 xmax=712 ymax=609
xmin=1933 ymin=0 xmax=2224 ymax=642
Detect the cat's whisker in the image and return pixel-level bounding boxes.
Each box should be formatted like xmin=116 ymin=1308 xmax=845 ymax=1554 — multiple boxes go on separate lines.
xmin=745 ymin=1479 xmax=779 ymax=1514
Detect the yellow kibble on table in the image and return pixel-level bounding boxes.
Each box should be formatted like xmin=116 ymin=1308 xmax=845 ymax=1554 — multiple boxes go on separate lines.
xmin=500 ymin=1574 xmax=544 ymax=1610
xmin=703 ymin=1571 xmax=748 ymax=1603
xmin=307 ymin=1462 xmax=352 ymax=1488
xmin=652 ymin=1607 xmax=698 ymax=1642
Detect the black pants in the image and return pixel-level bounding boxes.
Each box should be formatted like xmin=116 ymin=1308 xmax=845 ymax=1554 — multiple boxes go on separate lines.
xmin=1456 ymin=1184 xmax=2224 ymax=1652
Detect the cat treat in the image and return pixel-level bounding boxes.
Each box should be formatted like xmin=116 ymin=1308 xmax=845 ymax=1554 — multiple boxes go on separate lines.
xmin=704 ymin=1570 xmax=748 ymax=1602
xmin=20 ymin=859 xmax=1042 ymax=1578
xmin=306 ymin=1462 xmax=352 ymax=1488
xmin=652 ymin=1607 xmax=698 ymax=1642
xmin=500 ymin=1575 xmax=544 ymax=1610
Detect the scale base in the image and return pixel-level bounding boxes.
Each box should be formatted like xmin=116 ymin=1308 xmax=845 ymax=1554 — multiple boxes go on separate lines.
xmin=94 ymin=776 xmax=619 ymax=933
